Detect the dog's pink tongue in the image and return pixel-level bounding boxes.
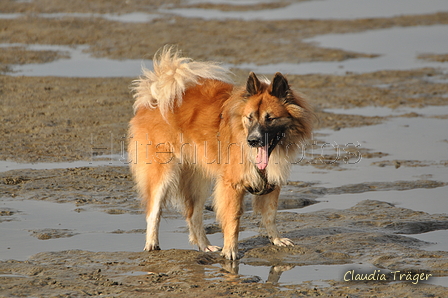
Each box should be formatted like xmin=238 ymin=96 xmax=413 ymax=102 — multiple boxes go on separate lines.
xmin=256 ymin=146 xmax=269 ymax=170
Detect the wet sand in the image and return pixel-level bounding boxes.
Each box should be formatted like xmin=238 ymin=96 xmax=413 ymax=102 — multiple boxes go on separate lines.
xmin=1 ymin=0 xmax=448 ymax=297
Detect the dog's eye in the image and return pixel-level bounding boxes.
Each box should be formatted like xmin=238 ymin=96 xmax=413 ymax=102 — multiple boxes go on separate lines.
xmin=246 ymin=115 xmax=253 ymax=121
xmin=265 ymin=116 xmax=277 ymax=123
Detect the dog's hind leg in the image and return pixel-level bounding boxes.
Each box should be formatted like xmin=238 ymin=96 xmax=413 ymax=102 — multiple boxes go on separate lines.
xmin=181 ymin=168 xmax=220 ymax=252
xmin=137 ymin=163 xmax=178 ymax=251
xmin=253 ymin=186 xmax=294 ymax=247
xmin=144 ymin=187 xmax=163 ymax=251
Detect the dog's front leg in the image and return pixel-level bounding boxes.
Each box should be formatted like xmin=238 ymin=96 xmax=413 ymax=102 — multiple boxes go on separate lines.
xmin=253 ymin=186 xmax=294 ymax=247
xmin=214 ymin=179 xmax=245 ymax=260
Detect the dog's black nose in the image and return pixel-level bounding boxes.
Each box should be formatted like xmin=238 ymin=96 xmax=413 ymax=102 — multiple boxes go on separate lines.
xmin=247 ymin=136 xmax=262 ymax=147
xmin=247 ymin=123 xmax=265 ymax=147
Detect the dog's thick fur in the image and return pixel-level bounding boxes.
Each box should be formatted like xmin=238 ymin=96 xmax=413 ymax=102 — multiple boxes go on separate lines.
xmin=128 ymin=46 xmax=312 ymax=260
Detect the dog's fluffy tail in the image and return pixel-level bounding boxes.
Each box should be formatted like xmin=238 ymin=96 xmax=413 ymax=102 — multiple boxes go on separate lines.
xmin=132 ymin=46 xmax=232 ymax=117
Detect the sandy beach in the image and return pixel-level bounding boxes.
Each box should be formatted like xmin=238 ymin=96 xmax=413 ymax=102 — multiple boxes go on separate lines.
xmin=1 ymin=0 xmax=448 ymax=297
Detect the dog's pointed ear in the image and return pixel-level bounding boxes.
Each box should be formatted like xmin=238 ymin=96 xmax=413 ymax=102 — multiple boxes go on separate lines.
xmin=270 ymin=72 xmax=290 ymax=99
xmin=246 ymin=72 xmax=262 ymax=96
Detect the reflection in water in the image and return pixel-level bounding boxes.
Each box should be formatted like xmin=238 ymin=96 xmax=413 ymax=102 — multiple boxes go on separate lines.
xmin=219 ymin=260 xmax=294 ymax=284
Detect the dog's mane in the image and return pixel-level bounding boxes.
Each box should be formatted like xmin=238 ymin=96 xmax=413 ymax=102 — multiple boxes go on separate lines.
xmin=132 ymin=46 xmax=233 ymax=117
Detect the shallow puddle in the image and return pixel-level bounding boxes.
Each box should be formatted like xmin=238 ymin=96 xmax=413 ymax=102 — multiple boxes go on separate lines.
xmin=186 ymin=0 xmax=274 ymax=5
xmin=1 ymin=199 xmax=142 ymax=260
xmin=0 ymin=154 xmax=128 ymax=173
xmin=291 ymin=116 xmax=448 ymax=186
xmin=215 ymin=261 xmax=448 ymax=287
xmin=318 ymin=117 xmax=448 ymax=162
xmin=0 ymin=12 xmax=162 ymax=23
xmin=325 ymin=106 xmax=448 ymax=117
xmin=236 ymin=25 xmax=448 ymax=75
xmin=403 ymin=230 xmax=448 ymax=252
xmin=4 ymin=24 xmax=448 ymax=76
xmin=284 ymin=107 xmax=448 ymax=221
xmin=2 ymin=0 xmax=447 ymax=22
xmin=164 ymin=0 xmax=448 ymax=21
xmin=3 ymin=44 xmax=152 ymax=77
xmin=235 ymin=263 xmax=373 ymax=285
xmin=0 ymin=198 xmax=256 ymax=261
xmin=39 ymin=12 xmax=161 ymax=23
xmin=289 ymin=186 xmax=448 ymax=215
xmin=303 ymin=25 xmax=448 ymax=73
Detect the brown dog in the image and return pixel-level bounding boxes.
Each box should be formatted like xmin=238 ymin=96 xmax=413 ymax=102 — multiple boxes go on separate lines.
xmin=128 ymin=46 xmax=312 ymax=260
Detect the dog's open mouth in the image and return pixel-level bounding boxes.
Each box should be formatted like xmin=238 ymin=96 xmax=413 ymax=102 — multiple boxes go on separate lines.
xmin=255 ymin=132 xmax=283 ymax=170
xmin=255 ymin=146 xmax=269 ymax=170
xmin=247 ymin=134 xmax=282 ymax=195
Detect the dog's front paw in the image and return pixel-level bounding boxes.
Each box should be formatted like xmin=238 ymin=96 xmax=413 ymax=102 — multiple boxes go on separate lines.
xmin=220 ymin=247 xmax=239 ymax=260
xmin=272 ymin=237 xmax=294 ymax=247
xmin=144 ymin=242 xmax=161 ymax=251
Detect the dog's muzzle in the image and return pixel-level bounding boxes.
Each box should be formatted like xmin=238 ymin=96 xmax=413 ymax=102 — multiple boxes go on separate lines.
xmin=247 ymin=128 xmax=284 ymax=156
